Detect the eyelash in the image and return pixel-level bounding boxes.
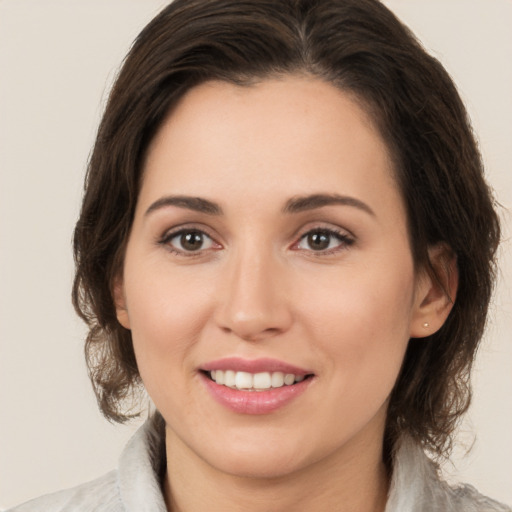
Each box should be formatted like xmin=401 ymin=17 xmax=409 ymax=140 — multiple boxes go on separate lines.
xmin=294 ymin=228 xmax=355 ymax=255
xmin=158 ymin=226 xmax=354 ymax=257
xmin=159 ymin=228 xmax=220 ymax=256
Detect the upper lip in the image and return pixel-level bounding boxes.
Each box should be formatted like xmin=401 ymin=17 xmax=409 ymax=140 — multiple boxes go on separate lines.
xmin=200 ymin=357 xmax=312 ymax=376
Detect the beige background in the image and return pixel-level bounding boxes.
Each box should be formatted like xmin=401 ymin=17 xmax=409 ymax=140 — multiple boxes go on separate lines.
xmin=0 ymin=0 xmax=511 ymax=508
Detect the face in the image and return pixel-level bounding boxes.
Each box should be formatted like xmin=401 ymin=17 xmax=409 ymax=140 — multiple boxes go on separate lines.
xmin=116 ymin=77 xmax=435 ymax=479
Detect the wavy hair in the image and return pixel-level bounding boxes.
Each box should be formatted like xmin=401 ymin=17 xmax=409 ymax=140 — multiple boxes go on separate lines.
xmin=72 ymin=0 xmax=500 ymax=459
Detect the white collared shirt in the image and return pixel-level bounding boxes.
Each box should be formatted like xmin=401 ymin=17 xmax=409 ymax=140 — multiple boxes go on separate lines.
xmin=8 ymin=415 xmax=511 ymax=512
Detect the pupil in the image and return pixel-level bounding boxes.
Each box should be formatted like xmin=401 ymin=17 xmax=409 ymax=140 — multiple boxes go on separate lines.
xmin=181 ymin=231 xmax=203 ymax=251
xmin=308 ymin=232 xmax=330 ymax=250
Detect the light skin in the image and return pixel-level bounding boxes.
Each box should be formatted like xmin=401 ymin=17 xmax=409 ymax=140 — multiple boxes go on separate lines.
xmin=115 ymin=76 xmax=456 ymax=512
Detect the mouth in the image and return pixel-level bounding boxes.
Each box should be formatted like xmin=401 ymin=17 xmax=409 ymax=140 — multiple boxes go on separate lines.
xmin=199 ymin=358 xmax=315 ymax=414
xmin=202 ymin=369 xmax=313 ymax=391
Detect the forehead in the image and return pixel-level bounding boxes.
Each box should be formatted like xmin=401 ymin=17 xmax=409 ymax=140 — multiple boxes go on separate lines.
xmin=140 ymin=76 xmax=403 ymax=220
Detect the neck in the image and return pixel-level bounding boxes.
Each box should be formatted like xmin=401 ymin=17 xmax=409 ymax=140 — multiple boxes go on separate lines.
xmin=163 ymin=426 xmax=389 ymax=512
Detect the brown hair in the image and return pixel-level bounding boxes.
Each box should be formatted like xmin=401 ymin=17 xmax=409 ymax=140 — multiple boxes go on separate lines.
xmin=72 ymin=0 xmax=500 ymax=459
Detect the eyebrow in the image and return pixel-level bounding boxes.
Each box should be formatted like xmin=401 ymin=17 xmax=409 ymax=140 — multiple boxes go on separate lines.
xmin=144 ymin=193 xmax=375 ymax=217
xmin=145 ymin=195 xmax=223 ymax=216
xmin=282 ymin=193 xmax=375 ymax=216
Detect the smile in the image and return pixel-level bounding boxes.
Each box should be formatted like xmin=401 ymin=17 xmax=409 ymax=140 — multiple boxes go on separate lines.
xmin=200 ymin=358 xmax=315 ymax=414
xmin=208 ymin=370 xmax=308 ymax=391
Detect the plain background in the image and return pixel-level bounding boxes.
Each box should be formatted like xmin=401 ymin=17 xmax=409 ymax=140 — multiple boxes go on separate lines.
xmin=0 ymin=0 xmax=511 ymax=508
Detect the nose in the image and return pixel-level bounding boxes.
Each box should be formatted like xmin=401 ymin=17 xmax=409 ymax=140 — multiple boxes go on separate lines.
xmin=214 ymin=247 xmax=293 ymax=342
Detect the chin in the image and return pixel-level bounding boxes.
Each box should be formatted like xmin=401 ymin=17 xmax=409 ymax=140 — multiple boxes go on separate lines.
xmin=196 ymin=430 xmax=328 ymax=481
xmin=211 ymin=451 xmax=305 ymax=480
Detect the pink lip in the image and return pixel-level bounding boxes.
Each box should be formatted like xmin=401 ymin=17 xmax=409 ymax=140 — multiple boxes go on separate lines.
xmin=199 ymin=358 xmax=314 ymax=415
xmin=201 ymin=374 xmax=313 ymax=415
xmin=200 ymin=357 xmax=312 ymax=376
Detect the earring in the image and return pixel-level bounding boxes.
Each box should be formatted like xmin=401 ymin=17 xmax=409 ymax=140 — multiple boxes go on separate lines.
xmin=423 ymin=322 xmax=430 ymax=328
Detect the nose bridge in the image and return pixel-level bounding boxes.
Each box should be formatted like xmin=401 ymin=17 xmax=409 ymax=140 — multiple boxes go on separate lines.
xmin=216 ymin=239 xmax=291 ymax=340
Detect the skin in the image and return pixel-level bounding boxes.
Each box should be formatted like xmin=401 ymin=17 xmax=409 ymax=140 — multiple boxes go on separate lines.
xmin=115 ymin=76 xmax=456 ymax=512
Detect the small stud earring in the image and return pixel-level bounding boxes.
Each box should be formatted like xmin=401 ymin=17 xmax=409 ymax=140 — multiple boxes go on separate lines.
xmin=423 ymin=322 xmax=430 ymax=328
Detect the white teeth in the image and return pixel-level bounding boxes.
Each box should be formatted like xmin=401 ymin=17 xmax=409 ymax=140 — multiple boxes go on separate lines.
xmin=284 ymin=373 xmax=295 ymax=385
xmin=235 ymin=371 xmax=253 ymax=389
xmin=209 ymin=370 xmax=307 ymax=390
xmin=253 ymin=372 xmax=272 ymax=390
xmin=224 ymin=370 xmax=236 ymax=388
xmin=271 ymin=372 xmax=284 ymax=388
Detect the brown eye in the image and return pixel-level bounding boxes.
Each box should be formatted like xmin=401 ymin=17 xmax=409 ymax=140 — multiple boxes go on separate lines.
xmin=180 ymin=231 xmax=205 ymax=251
xmin=306 ymin=231 xmax=331 ymax=251
xmin=296 ymin=229 xmax=353 ymax=253
xmin=165 ymin=229 xmax=215 ymax=253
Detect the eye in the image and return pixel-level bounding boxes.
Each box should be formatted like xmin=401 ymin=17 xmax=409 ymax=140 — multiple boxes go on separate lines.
xmin=161 ymin=229 xmax=217 ymax=254
xmin=295 ymin=228 xmax=354 ymax=253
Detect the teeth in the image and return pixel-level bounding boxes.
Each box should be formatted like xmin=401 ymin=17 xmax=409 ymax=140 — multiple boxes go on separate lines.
xmin=209 ymin=370 xmax=307 ymax=390
xmin=284 ymin=373 xmax=295 ymax=385
xmin=235 ymin=371 xmax=253 ymax=389
xmin=253 ymin=372 xmax=271 ymax=390
xmin=271 ymin=372 xmax=284 ymax=388
xmin=215 ymin=370 xmax=225 ymax=385
xmin=224 ymin=370 xmax=236 ymax=388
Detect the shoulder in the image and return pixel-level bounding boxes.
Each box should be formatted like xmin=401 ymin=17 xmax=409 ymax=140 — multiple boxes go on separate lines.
xmin=7 ymin=414 xmax=167 ymax=512
xmin=444 ymin=482 xmax=512 ymax=512
xmin=386 ymin=436 xmax=511 ymax=512
xmin=6 ymin=470 xmax=122 ymax=512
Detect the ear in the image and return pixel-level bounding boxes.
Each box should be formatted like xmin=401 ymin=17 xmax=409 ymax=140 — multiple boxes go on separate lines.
xmin=410 ymin=244 xmax=458 ymax=338
xmin=112 ymin=274 xmax=131 ymax=330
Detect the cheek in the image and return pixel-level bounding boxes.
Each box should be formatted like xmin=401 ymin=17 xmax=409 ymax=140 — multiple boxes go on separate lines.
xmin=301 ymin=262 xmax=415 ymax=390
xmin=302 ymin=258 xmax=415 ymax=332
xmin=125 ymin=275 xmax=215 ymax=422
xmin=304 ymin=277 xmax=413 ymax=440
xmin=122 ymin=259 xmax=214 ymax=383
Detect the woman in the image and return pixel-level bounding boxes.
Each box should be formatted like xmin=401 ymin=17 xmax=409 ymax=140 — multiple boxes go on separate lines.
xmin=9 ymin=0 xmax=510 ymax=510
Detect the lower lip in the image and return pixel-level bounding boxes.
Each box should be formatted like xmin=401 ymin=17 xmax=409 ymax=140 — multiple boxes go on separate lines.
xmin=200 ymin=373 xmax=313 ymax=415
